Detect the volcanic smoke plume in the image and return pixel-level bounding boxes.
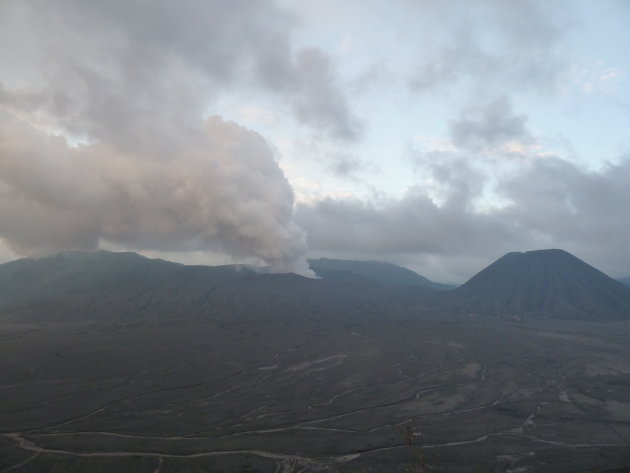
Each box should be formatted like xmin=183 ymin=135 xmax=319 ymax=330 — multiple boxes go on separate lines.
xmin=0 ymin=0 xmax=328 ymax=276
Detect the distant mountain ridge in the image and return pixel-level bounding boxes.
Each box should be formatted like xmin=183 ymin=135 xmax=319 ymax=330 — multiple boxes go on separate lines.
xmin=2 ymin=249 xmax=629 ymax=323
xmin=0 ymin=251 xmax=257 ymax=308
xmin=308 ymin=258 xmax=453 ymax=290
xmin=0 ymin=252 xmax=449 ymax=308
xmin=619 ymin=277 xmax=630 ymax=287
xmin=0 ymin=251 xmax=411 ymax=325
xmin=443 ymin=249 xmax=630 ymax=321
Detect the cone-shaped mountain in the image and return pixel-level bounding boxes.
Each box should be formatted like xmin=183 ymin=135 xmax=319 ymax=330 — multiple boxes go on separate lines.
xmin=444 ymin=249 xmax=630 ymax=320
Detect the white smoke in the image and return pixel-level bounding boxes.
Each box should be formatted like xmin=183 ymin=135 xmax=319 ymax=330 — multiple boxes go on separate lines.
xmin=0 ymin=0 xmax=327 ymax=276
xmin=0 ymin=111 xmax=312 ymax=274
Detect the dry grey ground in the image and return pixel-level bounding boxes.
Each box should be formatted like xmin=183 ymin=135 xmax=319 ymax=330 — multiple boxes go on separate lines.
xmin=1 ymin=309 xmax=629 ymax=473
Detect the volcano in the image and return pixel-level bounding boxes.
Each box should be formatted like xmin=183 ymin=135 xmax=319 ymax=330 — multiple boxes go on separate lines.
xmin=443 ymin=249 xmax=630 ymax=321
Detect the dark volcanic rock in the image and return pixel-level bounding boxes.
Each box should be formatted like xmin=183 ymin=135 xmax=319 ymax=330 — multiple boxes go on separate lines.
xmin=442 ymin=249 xmax=630 ymax=321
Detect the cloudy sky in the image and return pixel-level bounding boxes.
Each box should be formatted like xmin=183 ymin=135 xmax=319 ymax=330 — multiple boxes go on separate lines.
xmin=1 ymin=0 xmax=629 ymax=283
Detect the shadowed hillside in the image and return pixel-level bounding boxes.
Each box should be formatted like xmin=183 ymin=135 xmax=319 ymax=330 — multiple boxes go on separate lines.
xmin=3 ymin=250 xmax=630 ymax=324
xmin=0 ymin=251 xmax=415 ymax=326
xmin=308 ymin=258 xmax=453 ymax=290
xmin=443 ymin=249 xmax=630 ymax=321
xmin=0 ymin=251 xmax=257 ymax=308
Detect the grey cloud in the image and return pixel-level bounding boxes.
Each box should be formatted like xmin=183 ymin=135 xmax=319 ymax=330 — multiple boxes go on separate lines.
xmin=296 ymin=186 xmax=523 ymax=257
xmin=295 ymin=191 xmax=525 ymax=283
xmin=0 ymin=0 xmax=359 ymax=143
xmin=296 ymin=155 xmax=630 ymax=282
xmin=0 ymin=112 xmax=312 ymax=275
xmin=326 ymin=152 xmax=365 ymax=177
xmin=501 ymin=156 xmax=630 ymax=260
xmin=251 ymin=41 xmax=362 ymax=140
xmin=290 ymin=48 xmax=362 ymax=141
xmin=449 ymin=96 xmax=533 ymax=151
xmin=292 ymin=139 xmax=368 ymax=178
xmin=406 ymin=0 xmax=571 ymax=94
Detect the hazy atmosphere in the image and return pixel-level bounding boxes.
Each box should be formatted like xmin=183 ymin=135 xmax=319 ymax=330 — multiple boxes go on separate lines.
xmin=1 ymin=0 xmax=629 ymax=282
xmin=2 ymin=4 xmax=630 ymax=471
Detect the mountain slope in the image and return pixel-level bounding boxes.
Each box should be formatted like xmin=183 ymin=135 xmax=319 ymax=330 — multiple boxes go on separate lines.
xmin=619 ymin=277 xmax=630 ymax=287
xmin=0 ymin=251 xmax=258 ymax=308
xmin=0 ymin=251 xmax=414 ymax=325
xmin=442 ymin=249 xmax=630 ymax=321
xmin=308 ymin=258 xmax=453 ymax=290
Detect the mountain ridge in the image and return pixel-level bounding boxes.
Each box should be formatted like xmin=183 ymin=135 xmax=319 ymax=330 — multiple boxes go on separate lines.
xmin=0 ymin=251 xmax=412 ymax=325
xmin=307 ymin=257 xmax=453 ymax=290
xmin=2 ymin=249 xmax=630 ymax=323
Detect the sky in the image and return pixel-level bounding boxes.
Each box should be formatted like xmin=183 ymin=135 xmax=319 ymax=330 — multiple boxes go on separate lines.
xmin=1 ymin=0 xmax=629 ymax=283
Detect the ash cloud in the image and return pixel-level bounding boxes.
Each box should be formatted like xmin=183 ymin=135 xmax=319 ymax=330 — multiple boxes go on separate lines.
xmin=0 ymin=112 xmax=311 ymax=274
xmin=0 ymin=0 xmax=362 ymax=275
